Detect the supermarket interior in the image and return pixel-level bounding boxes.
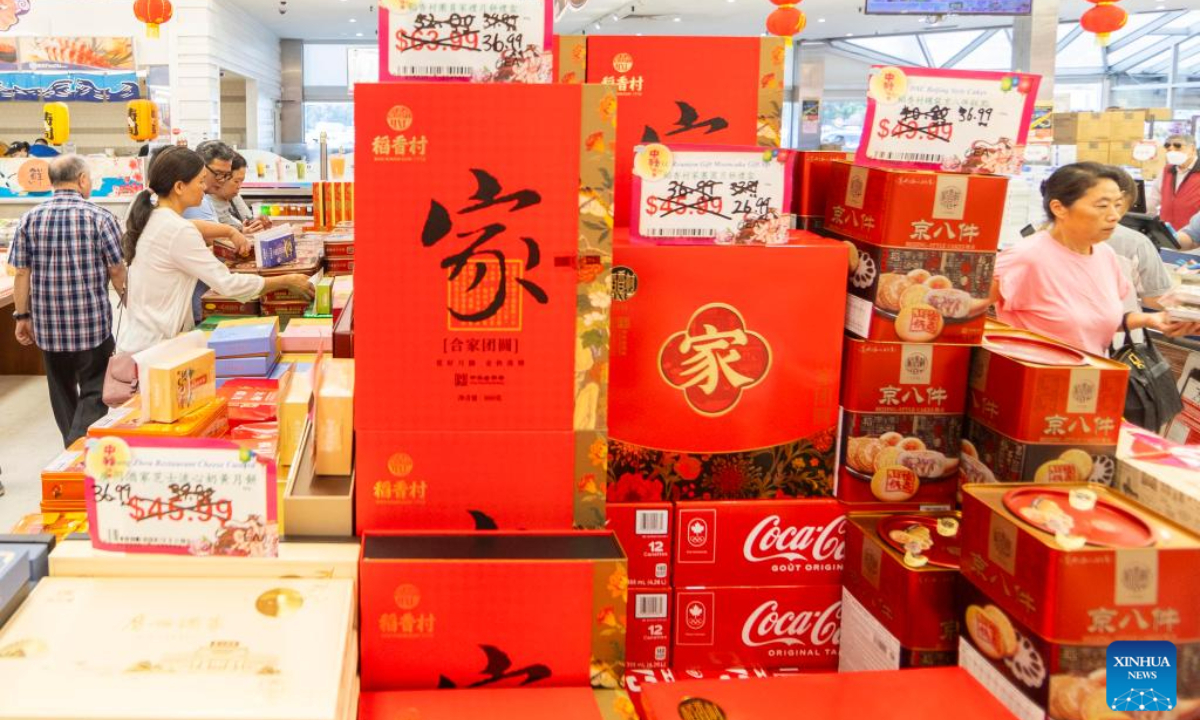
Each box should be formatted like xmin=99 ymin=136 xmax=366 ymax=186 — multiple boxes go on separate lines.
xmin=2 ymin=0 xmax=1200 ymax=717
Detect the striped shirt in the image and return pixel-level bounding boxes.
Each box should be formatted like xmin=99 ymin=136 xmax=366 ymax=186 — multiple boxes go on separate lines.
xmin=8 ymin=190 xmax=123 ymax=352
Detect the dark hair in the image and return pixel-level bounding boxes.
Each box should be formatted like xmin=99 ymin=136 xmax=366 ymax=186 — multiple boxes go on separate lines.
xmin=5 ymin=141 xmax=30 ymax=157
xmin=231 ymin=153 xmax=247 ymax=172
xmin=194 ymin=139 xmax=236 ymax=165
xmin=1040 ymin=162 xmax=1124 ymax=221
xmin=1110 ymin=165 xmax=1138 ymax=202
xmin=34 ymin=138 xmax=48 ymax=146
xmin=123 ymin=147 xmax=205 ymax=263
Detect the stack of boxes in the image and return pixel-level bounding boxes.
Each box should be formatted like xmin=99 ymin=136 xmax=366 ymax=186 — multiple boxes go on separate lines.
xmin=38 ymin=440 xmax=87 ymax=514
xmin=1052 ymin=109 xmax=1161 ymax=168
xmin=207 ymin=318 xmax=281 ymax=390
xmin=789 ymin=151 xmax=852 ymax=232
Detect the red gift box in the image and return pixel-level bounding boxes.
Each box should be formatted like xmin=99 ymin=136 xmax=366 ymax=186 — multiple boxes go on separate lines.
xmin=837 ymin=410 xmax=961 ymax=507
xmin=673 ymin=500 xmax=845 ymax=589
xmin=623 ymin=666 xmax=808 ymax=720
xmin=628 ymin=588 xmax=672 ymax=671
xmin=359 ymin=531 xmax=627 ymax=691
xmin=360 ymin=688 xmax=635 ymax=720
xmin=333 ymin=294 xmax=354 ymax=359
xmin=791 ymin=150 xmax=851 ymax=219
xmin=672 ymin=585 xmax=841 ymax=673
xmin=217 ymin=377 xmax=287 ymax=428
xmin=841 ymin=337 xmax=972 ymax=416
xmin=605 ymin=502 xmax=672 ymax=588
xmin=961 ymin=415 xmax=1118 ymax=486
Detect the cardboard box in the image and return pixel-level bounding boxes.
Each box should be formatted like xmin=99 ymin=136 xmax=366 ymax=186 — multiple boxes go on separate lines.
xmin=969 ymin=325 xmax=1128 ymax=445
xmin=961 ymin=415 xmax=1117 ymax=485
xmin=1052 ymin=112 xmax=1078 ymax=145
xmin=325 ymin=257 xmax=355 ymax=276
xmin=1076 ymin=140 xmax=1111 ymax=164
xmin=1108 ymin=109 xmax=1147 ymax=141
xmin=315 ymin=358 xmax=354 ymax=477
xmin=360 ymin=688 xmax=636 ymax=720
xmin=608 ymin=237 xmax=845 ymax=502
xmin=315 ymin=276 xmax=335 ymax=315
xmin=216 ymin=349 xmax=279 ymax=378
xmin=605 ymin=502 xmax=672 ymax=588
xmin=791 ymin=151 xmax=852 ymax=219
xmin=672 ymin=585 xmax=841 ymax=672
xmin=359 ymin=532 xmax=626 ymax=690
xmin=279 ymin=366 xmax=314 ymax=465
xmin=583 ymin=36 xmax=785 ymax=227
xmin=628 ymin=588 xmax=672 ymax=671
xmin=842 ymin=235 xmax=994 ymax=345
xmin=1109 ymin=140 xmax=1137 ymax=167
xmin=285 ymin=418 xmax=354 ymax=538
xmin=673 ymin=500 xmax=845 ymax=588
xmin=1148 ymin=107 xmax=1173 ymax=122
xmin=39 ymin=440 xmax=86 ymax=504
xmin=324 ymin=238 xmax=355 ymax=259
xmin=824 ymin=162 xmax=1008 ymax=252
xmin=839 ymin=512 xmax=961 ymax=672
xmin=1116 ymin=425 xmax=1200 ymax=534
xmin=1077 ymin=112 xmax=1111 ymax=141
xmin=960 ymin=483 xmax=1200 ymax=645
xmin=841 ymin=338 xmax=972 ymax=415
xmin=88 ymin=396 xmax=229 ymax=440
xmin=48 ymin=539 xmax=359 ymax=580
xmin=262 ymin=300 xmax=311 ymax=319
xmin=143 ymin=346 xmax=216 ymax=423
xmin=282 ymin=318 xmax=333 ymax=353
xmin=837 ymin=410 xmax=962 ymax=506
xmin=208 ymin=317 xmax=279 ymax=357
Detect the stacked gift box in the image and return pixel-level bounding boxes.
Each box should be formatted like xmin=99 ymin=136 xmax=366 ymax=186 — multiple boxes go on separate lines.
xmin=37 ymin=439 xmax=87 ymax=514
xmin=208 ymin=317 xmax=281 ymax=390
xmin=789 ymin=151 xmax=852 ymax=232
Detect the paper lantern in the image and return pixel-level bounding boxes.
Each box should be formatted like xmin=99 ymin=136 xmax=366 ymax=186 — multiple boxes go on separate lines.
xmin=127 ymin=99 xmax=159 ymax=142
xmin=1080 ymin=2 xmax=1127 ymax=47
xmin=133 ymin=0 xmax=173 ymax=38
xmin=766 ymin=5 xmax=806 ymax=39
xmin=43 ymin=102 xmax=69 ymax=146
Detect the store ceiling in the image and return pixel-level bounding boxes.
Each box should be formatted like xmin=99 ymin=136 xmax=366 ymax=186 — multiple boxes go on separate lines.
xmin=243 ymin=0 xmax=1187 ymax=42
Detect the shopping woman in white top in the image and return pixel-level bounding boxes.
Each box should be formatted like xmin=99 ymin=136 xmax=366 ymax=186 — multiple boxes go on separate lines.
xmin=118 ymin=147 xmax=313 ymax=354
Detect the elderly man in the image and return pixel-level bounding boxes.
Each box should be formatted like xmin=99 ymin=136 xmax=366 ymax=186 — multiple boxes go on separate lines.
xmin=1149 ymin=134 xmax=1200 ymax=240
xmin=10 ymin=155 xmax=126 ymax=447
xmin=211 ymin=153 xmax=270 ymax=233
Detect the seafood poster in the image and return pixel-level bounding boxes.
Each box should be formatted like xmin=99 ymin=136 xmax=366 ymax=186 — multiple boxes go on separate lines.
xmin=857 ymin=66 xmax=1040 ymax=175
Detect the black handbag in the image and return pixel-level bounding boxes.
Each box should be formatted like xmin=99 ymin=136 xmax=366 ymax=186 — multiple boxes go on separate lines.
xmin=1112 ymin=314 xmax=1184 ymax=431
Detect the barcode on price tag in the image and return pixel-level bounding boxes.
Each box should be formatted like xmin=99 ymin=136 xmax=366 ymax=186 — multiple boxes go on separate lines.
xmin=636 ymin=510 xmax=668 ymax=535
xmin=396 ymin=66 xmax=475 ymax=78
xmin=638 ymin=228 xmax=716 ymax=238
xmin=867 ymin=151 xmax=945 ymax=164
xmin=636 ymin=593 xmax=669 ymax=619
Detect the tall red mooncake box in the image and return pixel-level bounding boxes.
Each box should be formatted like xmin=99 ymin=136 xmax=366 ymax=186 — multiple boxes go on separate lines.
xmin=961 ymin=416 xmax=1118 ymax=486
xmin=673 ymin=500 xmax=845 ymax=589
xmin=360 ymin=688 xmax=637 ymax=720
xmin=959 ymin=483 xmax=1200 ymax=647
xmin=607 ymin=235 xmax=846 ymax=503
xmin=841 ymin=337 xmax=972 ymax=416
xmin=824 ymin=162 xmax=1008 ymax=252
xmin=583 ymin=36 xmax=786 ymax=227
xmin=969 ymin=325 xmax=1129 ymax=445
xmin=606 ymin=502 xmax=672 ymax=588
xmin=837 ymin=410 xmax=962 ymax=507
xmin=637 ymin=667 xmax=1020 ymax=720
xmin=628 ymin=588 xmax=672 ymax=671
xmin=839 ymin=512 xmax=961 ymax=672
xmin=791 ymin=151 xmax=852 ymax=220
xmin=359 ymin=532 xmax=627 ymax=692
xmin=672 ymin=585 xmax=841 ymax=673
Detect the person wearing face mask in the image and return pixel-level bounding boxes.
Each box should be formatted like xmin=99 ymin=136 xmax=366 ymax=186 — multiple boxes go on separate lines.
xmin=1152 ymin=135 xmax=1200 ymax=245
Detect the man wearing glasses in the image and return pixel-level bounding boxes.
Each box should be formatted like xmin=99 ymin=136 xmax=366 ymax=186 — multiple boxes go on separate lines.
xmin=1151 ymin=134 xmax=1200 ymax=250
xmin=181 ymin=139 xmax=253 ymax=320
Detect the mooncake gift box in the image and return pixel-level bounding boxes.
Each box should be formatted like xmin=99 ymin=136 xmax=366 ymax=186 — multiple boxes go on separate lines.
xmin=200 ymin=292 xmax=260 ymax=318
xmin=315 ymin=358 xmax=354 ymax=477
xmin=39 ymin=439 xmax=86 ymax=505
xmin=208 ymin=317 xmax=280 ymax=358
xmin=88 ymin=396 xmax=229 ymax=440
xmin=282 ymin=318 xmax=334 ymax=353
xmin=1116 ymin=424 xmax=1200 ymax=534
xmin=252 ymin=225 xmax=299 ymax=269
xmin=48 ymin=539 xmax=359 ymax=581
xmin=359 ymin=687 xmax=638 ymax=720
xmin=791 ymin=150 xmax=852 ymax=220
xmin=960 ymin=415 xmax=1118 ymax=486
xmin=0 ymin=577 xmax=357 ymax=720
xmin=216 ymin=350 xmax=279 ymax=379
xmin=841 ymin=337 xmax=972 ymax=415
xmin=143 ymin=346 xmax=216 ymax=423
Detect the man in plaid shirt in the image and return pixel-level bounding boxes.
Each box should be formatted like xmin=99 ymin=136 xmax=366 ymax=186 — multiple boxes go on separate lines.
xmin=10 ymin=155 xmax=127 ymax=448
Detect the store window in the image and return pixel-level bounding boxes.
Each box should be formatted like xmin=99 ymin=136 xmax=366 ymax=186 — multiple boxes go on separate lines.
xmin=820 ymin=100 xmax=867 ymax=151
xmin=304 ymin=102 xmax=355 ymax=152
xmin=304 ymin=44 xmax=351 ymax=87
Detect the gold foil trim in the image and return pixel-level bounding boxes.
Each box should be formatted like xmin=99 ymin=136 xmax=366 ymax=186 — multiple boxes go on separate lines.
xmin=558 ymin=36 xmax=587 ymax=84
xmin=255 ymin=588 xmax=305 ymax=618
xmin=591 ymin=558 xmax=628 ymax=690
xmin=756 ymin=37 xmax=785 ymax=147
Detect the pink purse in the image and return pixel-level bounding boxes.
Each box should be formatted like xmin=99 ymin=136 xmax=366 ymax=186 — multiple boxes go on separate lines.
xmin=102 ymin=288 xmax=136 ymax=408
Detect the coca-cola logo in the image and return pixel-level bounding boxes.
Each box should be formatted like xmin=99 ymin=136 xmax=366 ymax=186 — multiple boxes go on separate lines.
xmin=685 ymin=600 xmax=708 ymax=630
xmin=741 ymin=600 xmax=841 ymax=648
xmin=687 ymin=518 xmax=709 ymax=548
xmin=743 ymin=515 xmax=846 ymax=563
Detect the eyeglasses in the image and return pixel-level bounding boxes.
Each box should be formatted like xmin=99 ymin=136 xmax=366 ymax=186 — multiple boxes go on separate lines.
xmin=1164 ymin=142 xmax=1189 ymax=150
xmin=206 ymin=164 xmax=234 ymax=182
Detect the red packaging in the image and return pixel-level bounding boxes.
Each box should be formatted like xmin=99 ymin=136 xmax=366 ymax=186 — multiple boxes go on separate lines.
xmin=229 ymin=420 xmax=279 ymax=460
xmin=790 ymin=151 xmax=851 ymax=219
xmin=824 ymin=162 xmax=1008 ymax=252
xmin=623 ymin=666 xmax=807 ymax=720
xmin=200 ymin=295 xmax=261 ymax=318
xmin=260 ymin=301 xmax=310 ymax=320
xmin=673 ymin=500 xmax=845 ymax=589
xmin=324 ymin=240 xmax=355 ymax=259
xmin=961 ymin=415 xmax=1118 ymax=485
xmin=333 ymin=295 xmax=354 ymax=358
xmin=359 ymin=532 xmax=626 ymax=691
xmin=605 ymin=502 xmax=672 ymax=588
xmin=960 ymin=483 xmax=1200 ymax=645
xmin=584 ymin=36 xmax=785 ymax=227
xmin=841 ymin=337 xmax=972 ymax=415
xmin=628 ymin=588 xmax=672 ymax=671
xmin=969 ymin=325 xmax=1129 ymax=445
xmin=837 ymin=411 xmax=961 ymax=507
xmin=261 ymin=288 xmax=311 ymax=303
xmin=325 ymin=257 xmax=355 ymax=275
xmin=608 ymin=236 xmax=845 ymax=502
xmin=839 ymin=512 xmax=961 ymax=672
xmin=637 ymin=668 xmax=1019 ymax=720
xmin=672 ymin=585 xmax=841 ymax=672
xmin=217 ymin=377 xmax=286 ymax=428
xmin=360 ymin=688 xmax=636 ymax=720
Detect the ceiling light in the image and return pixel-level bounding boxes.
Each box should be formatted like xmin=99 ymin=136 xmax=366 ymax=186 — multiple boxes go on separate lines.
xmin=356 ymin=32 xmax=363 ymax=36
xmin=845 ymin=32 xmax=853 ymax=36
xmin=817 ymin=17 xmax=826 ymax=22
xmin=673 ymin=16 xmax=681 ymax=22
xmin=349 ymin=18 xmax=357 ymax=22
xmin=594 ymin=22 xmax=601 ymax=29
xmin=612 ymin=14 xmax=619 ymax=20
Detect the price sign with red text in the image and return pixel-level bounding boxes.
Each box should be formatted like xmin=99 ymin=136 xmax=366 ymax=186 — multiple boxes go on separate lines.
xmin=858 ymin=66 xmax=1041 ymax=175
xmin=378 ymin=0 xmax=552 ymax=82
xmin=84 ymin=437 xmax=278 ymax=556
xmin=630 ymin=145 xmax=794 ymax=243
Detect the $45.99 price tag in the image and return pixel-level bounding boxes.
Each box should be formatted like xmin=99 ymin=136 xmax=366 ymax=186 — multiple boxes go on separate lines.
xmin=84 ymin=436 xmax=278 ymax=557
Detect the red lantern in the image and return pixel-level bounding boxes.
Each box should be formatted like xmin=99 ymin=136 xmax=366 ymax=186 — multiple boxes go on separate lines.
xmin=766 ymin=5 xmax=806 ymax=38
xmin=768 ymin=0 xmax=798 ymax=5
xmin=133 ymin=0 xmax=173 ymax=38
xmin=1080 ymin=2 xmax=1127 ymax=46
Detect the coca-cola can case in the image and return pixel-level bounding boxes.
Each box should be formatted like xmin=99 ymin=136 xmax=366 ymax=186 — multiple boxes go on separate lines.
xmin=606 ymin=502 xmax=672 ymax=588
xmin=839 ymin=512 xmax=961 ymax=672
xmin=359 ymin=532 xmax=627 ymax=691
xmin=672 ymin=586 xmax=841 ymax=672
xmin=627 ymin=589 xmax=672 ymax=671
xmin=673 ymin=500 xmax=845 ymax=589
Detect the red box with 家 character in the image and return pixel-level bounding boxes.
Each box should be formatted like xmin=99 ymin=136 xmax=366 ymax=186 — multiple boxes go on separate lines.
xmin=841 ymin=337 xmax=972 ymax=415
xmin=672 ymin=585 xmax=841 ymax=673
xmin=968 ymin=325 xmax=1129 ymax=445
xmin=582 ymin=36 xmax=786 ymax=227
xmin=605 ymin=502 xmax=672 ymax=587
xmin=353 ymin=82 xmax=616 ymax=531
xmin=607 ymin=235 xmax=846 ymax=503
xmin=627 ymin=588 xmax=672 ymax=671
xmin=791 ymin=151 xmax=851 ymax=220
xmin=673 ymin=500 xmax=845 ymax=589
xmin=359 ymin=532 xmax=627 ymax=691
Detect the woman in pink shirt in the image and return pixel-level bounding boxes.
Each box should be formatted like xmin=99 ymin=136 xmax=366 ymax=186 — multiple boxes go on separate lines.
xmin=991 ymin=162 xmax=1199 ymax=356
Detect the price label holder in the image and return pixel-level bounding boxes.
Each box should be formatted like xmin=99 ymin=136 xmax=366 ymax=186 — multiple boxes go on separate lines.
xmin=379 ymin=0 xmax=553 ymax=82
xmin=858 ymin=66 xmax=1041 ymax=175
xmin=630 ymin=144 xmax=795 ymax=244
xmin=84 ymin=436 xmax=278 ymax=556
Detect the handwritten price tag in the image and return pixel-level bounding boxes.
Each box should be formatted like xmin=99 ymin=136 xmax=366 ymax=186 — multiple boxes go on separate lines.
xmin=631 ymin=146 xmax=794 ymax=243
xmin=84 ymin=437 xmax=278 ymax=556
xmin=858 ymin=66 xmax=1041 ymax=174
xmin=381 ymin=0 xmax=551 ymax=82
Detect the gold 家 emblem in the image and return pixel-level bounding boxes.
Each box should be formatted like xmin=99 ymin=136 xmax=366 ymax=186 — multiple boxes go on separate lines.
xmin=659 ymin=303 xmax=772 ymax=417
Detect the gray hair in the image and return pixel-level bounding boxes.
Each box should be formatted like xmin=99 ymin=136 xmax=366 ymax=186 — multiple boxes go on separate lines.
xmin=1167 ymin=134 xmax=1196 ymax=148
xmin=194 ymin=139 xmax=236 ymax=164
xmin=49 ymin=154 xmax=88 ymax=186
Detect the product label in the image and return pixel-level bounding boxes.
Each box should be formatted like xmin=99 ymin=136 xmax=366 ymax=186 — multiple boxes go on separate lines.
xmin=958 ymin=639 xmax=1044 ymax=720
xmin=838 ymin=589 xmax=902 ymax=672
xmin=1114 ymin=549 xmax=1159 ymax=607
xmin=846 ymin=294 xmax=873 ymax=338
xmin=900 ymin=344 xmax=935 ymax=386
xmin=846 ymin=165 xmax=869 ymax=209
xmin=1067 ymin=367 xmax=1102 ymax=415
xmin=932 ymin=174 xmax=969 ymax=221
